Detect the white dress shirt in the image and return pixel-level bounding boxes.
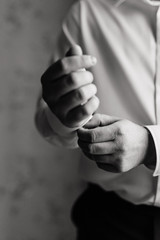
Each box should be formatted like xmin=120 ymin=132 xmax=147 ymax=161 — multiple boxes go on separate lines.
xmin=36 ymin=0 xmax=160 ymax=206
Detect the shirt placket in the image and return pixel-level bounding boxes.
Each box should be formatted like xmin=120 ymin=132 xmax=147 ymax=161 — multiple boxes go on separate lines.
xmin=152 ymin=7 xmax=160 ymax=240
xmin=154 ymin=7 xmax=160 ymax=205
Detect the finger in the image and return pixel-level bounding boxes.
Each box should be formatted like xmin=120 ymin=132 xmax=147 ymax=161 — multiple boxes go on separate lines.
xmin=82 ymin=151 xmax=114 ymax=164
xmin=96 ymin=163 xmax=119 ymax=173
xmin=88 ymin=154 xmax=113 ymax=164
xmin=65 ymin=96 xmax=100 ymax=128
xmin=84 ymin=113 xmax=120 ymax=129
xmin=77 ymin=124 xmax=117 ymax=143
xmin=65 ymin=44 xmax=83 ymax=56
xmin=66 ymin=45 xmax=86 ymax=72
xmin=78 ymin=140 xmax=117 ymax=155
xmin=80 ymin=143 xmax=118 ymax=173
xmin=41 ymin=55 xmax=97 ymax=84
xmin=48 ymin=71 xmax=94 ymax=103
xmin=55 ymin=83 xmax=97 ymax=114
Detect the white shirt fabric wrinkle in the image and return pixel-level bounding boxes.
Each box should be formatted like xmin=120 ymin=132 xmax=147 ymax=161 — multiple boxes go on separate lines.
xmin=36 ymin=0 xmax=160 ymax=207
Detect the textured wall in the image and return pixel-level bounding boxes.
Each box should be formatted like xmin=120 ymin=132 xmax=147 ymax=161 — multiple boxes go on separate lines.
xmin=0 ymin=0 xmax=83 ymax=239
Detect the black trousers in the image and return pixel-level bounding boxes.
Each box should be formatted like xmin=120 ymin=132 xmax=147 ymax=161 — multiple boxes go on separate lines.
xmin=71 ymin=183 xmax=160 ymax=240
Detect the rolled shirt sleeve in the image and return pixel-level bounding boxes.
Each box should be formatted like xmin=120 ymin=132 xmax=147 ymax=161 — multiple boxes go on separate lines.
xmin=145 ymin=125 xmax=160 ymax=176
xmin=35 ymin=98 xmax=92 ymax=148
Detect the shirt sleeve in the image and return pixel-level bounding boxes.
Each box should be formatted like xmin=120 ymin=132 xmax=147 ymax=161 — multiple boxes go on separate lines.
xmin=35 ymin=96 xmax=79 ymax=148
xmin=145 ymin=125 xmax=160 ymax=176
xmin=49 ymin=1 xmax=83 ymax=63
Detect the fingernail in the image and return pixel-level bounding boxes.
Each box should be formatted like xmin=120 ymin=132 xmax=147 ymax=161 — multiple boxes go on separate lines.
xmin=90 ymin=56 xmax=97 ymax=65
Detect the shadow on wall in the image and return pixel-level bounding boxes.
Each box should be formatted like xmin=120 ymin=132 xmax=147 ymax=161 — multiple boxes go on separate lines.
xmin=0 ymin=0 xmax=82 ymax=239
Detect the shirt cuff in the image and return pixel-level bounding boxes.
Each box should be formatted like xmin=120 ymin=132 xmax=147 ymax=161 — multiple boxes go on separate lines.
xmin=145 ymin=125 xmax=160 ymax=176
xmin=44 ymin=101 xmax=92 ymax=136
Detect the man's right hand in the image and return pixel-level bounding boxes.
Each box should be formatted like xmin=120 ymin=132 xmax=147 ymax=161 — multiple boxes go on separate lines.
xmin=41 ymin=45 xmax=99 ymax=128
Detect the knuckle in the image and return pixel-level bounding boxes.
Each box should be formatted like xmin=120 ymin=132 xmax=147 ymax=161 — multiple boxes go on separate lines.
xmin=114 ymin=155 xmax=127 ymax=173
xmin=118 ymin=160 xmax=124 ymax=172
xmin=60 ymin=58 xmax=68 ymax=74
xmin=114 ymin=156 xmax=122 ymax=172
xmin=75 ymin=88 xmax=85 ymax=102
xmin=87 ymin=143 xmax=92 ymax=153
xmin=117 ymin=119 xmax=128 ymax=134
xmin=114 ymin=137 xmax=122 ymax=151
xmin=113 ymin=125 xmax=122 ymax=141
xmin=115 ymin=124 xmax=122 ymax=136
xmin=87 ymin=143 xmax=95 ymax=153
xmin=86 ymin=71 xmax=94 ymax=82
xmin=90 ymin=131 xmax=97 ymax=143
xmin=64 ymin=75 xmax=72 ymax=88
xmin=112 ymin=144 xmax=118 ymax=153
xmin=117 ymin=134 xmax=125 ymax=153
xmin=120 ymin=141 xmax=125 ymax=153
xmin=69 ymin=72 xmax=77 ymax=86
xmin=110 ymin=129 xmax=117 ymax=141
xmin=91 ymin=83 xmax=97 ymax=92
xmin=89 ymin=71 xmax=94 ymax=80
xmin=96 ymin=96 xmax=100 ymax=105
xmin=92 ymin=96 xmax=100 ymax=109
xmin=118 ymin=164 xmax=126 ymax=173
xmin=88 ymin=84 xmax=97 ymax=97
xmin=80 ymin=106 xmax=90 ymax=118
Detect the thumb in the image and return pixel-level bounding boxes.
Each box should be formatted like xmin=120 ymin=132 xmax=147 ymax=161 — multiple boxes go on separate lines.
xmin=66 ymin=44 xmax=86 ymax=72
xmin=84 ymin=114 xmax=120 ymax=129
xmin=65 ymin=44 xmax=83 ymax=56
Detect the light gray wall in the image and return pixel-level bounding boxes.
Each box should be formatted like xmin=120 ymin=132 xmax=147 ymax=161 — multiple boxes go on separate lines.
xmin=0 ymin=0 xmax=82 ymax=239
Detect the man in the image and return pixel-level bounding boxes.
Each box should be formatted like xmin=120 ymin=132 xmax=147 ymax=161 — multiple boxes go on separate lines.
xmin=35 ymin=0 xmax=160 ymax=239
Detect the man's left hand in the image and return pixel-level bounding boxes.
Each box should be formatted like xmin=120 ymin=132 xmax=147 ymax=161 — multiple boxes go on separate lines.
xmin=77 ymin=114 xmax=156 ymax=173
